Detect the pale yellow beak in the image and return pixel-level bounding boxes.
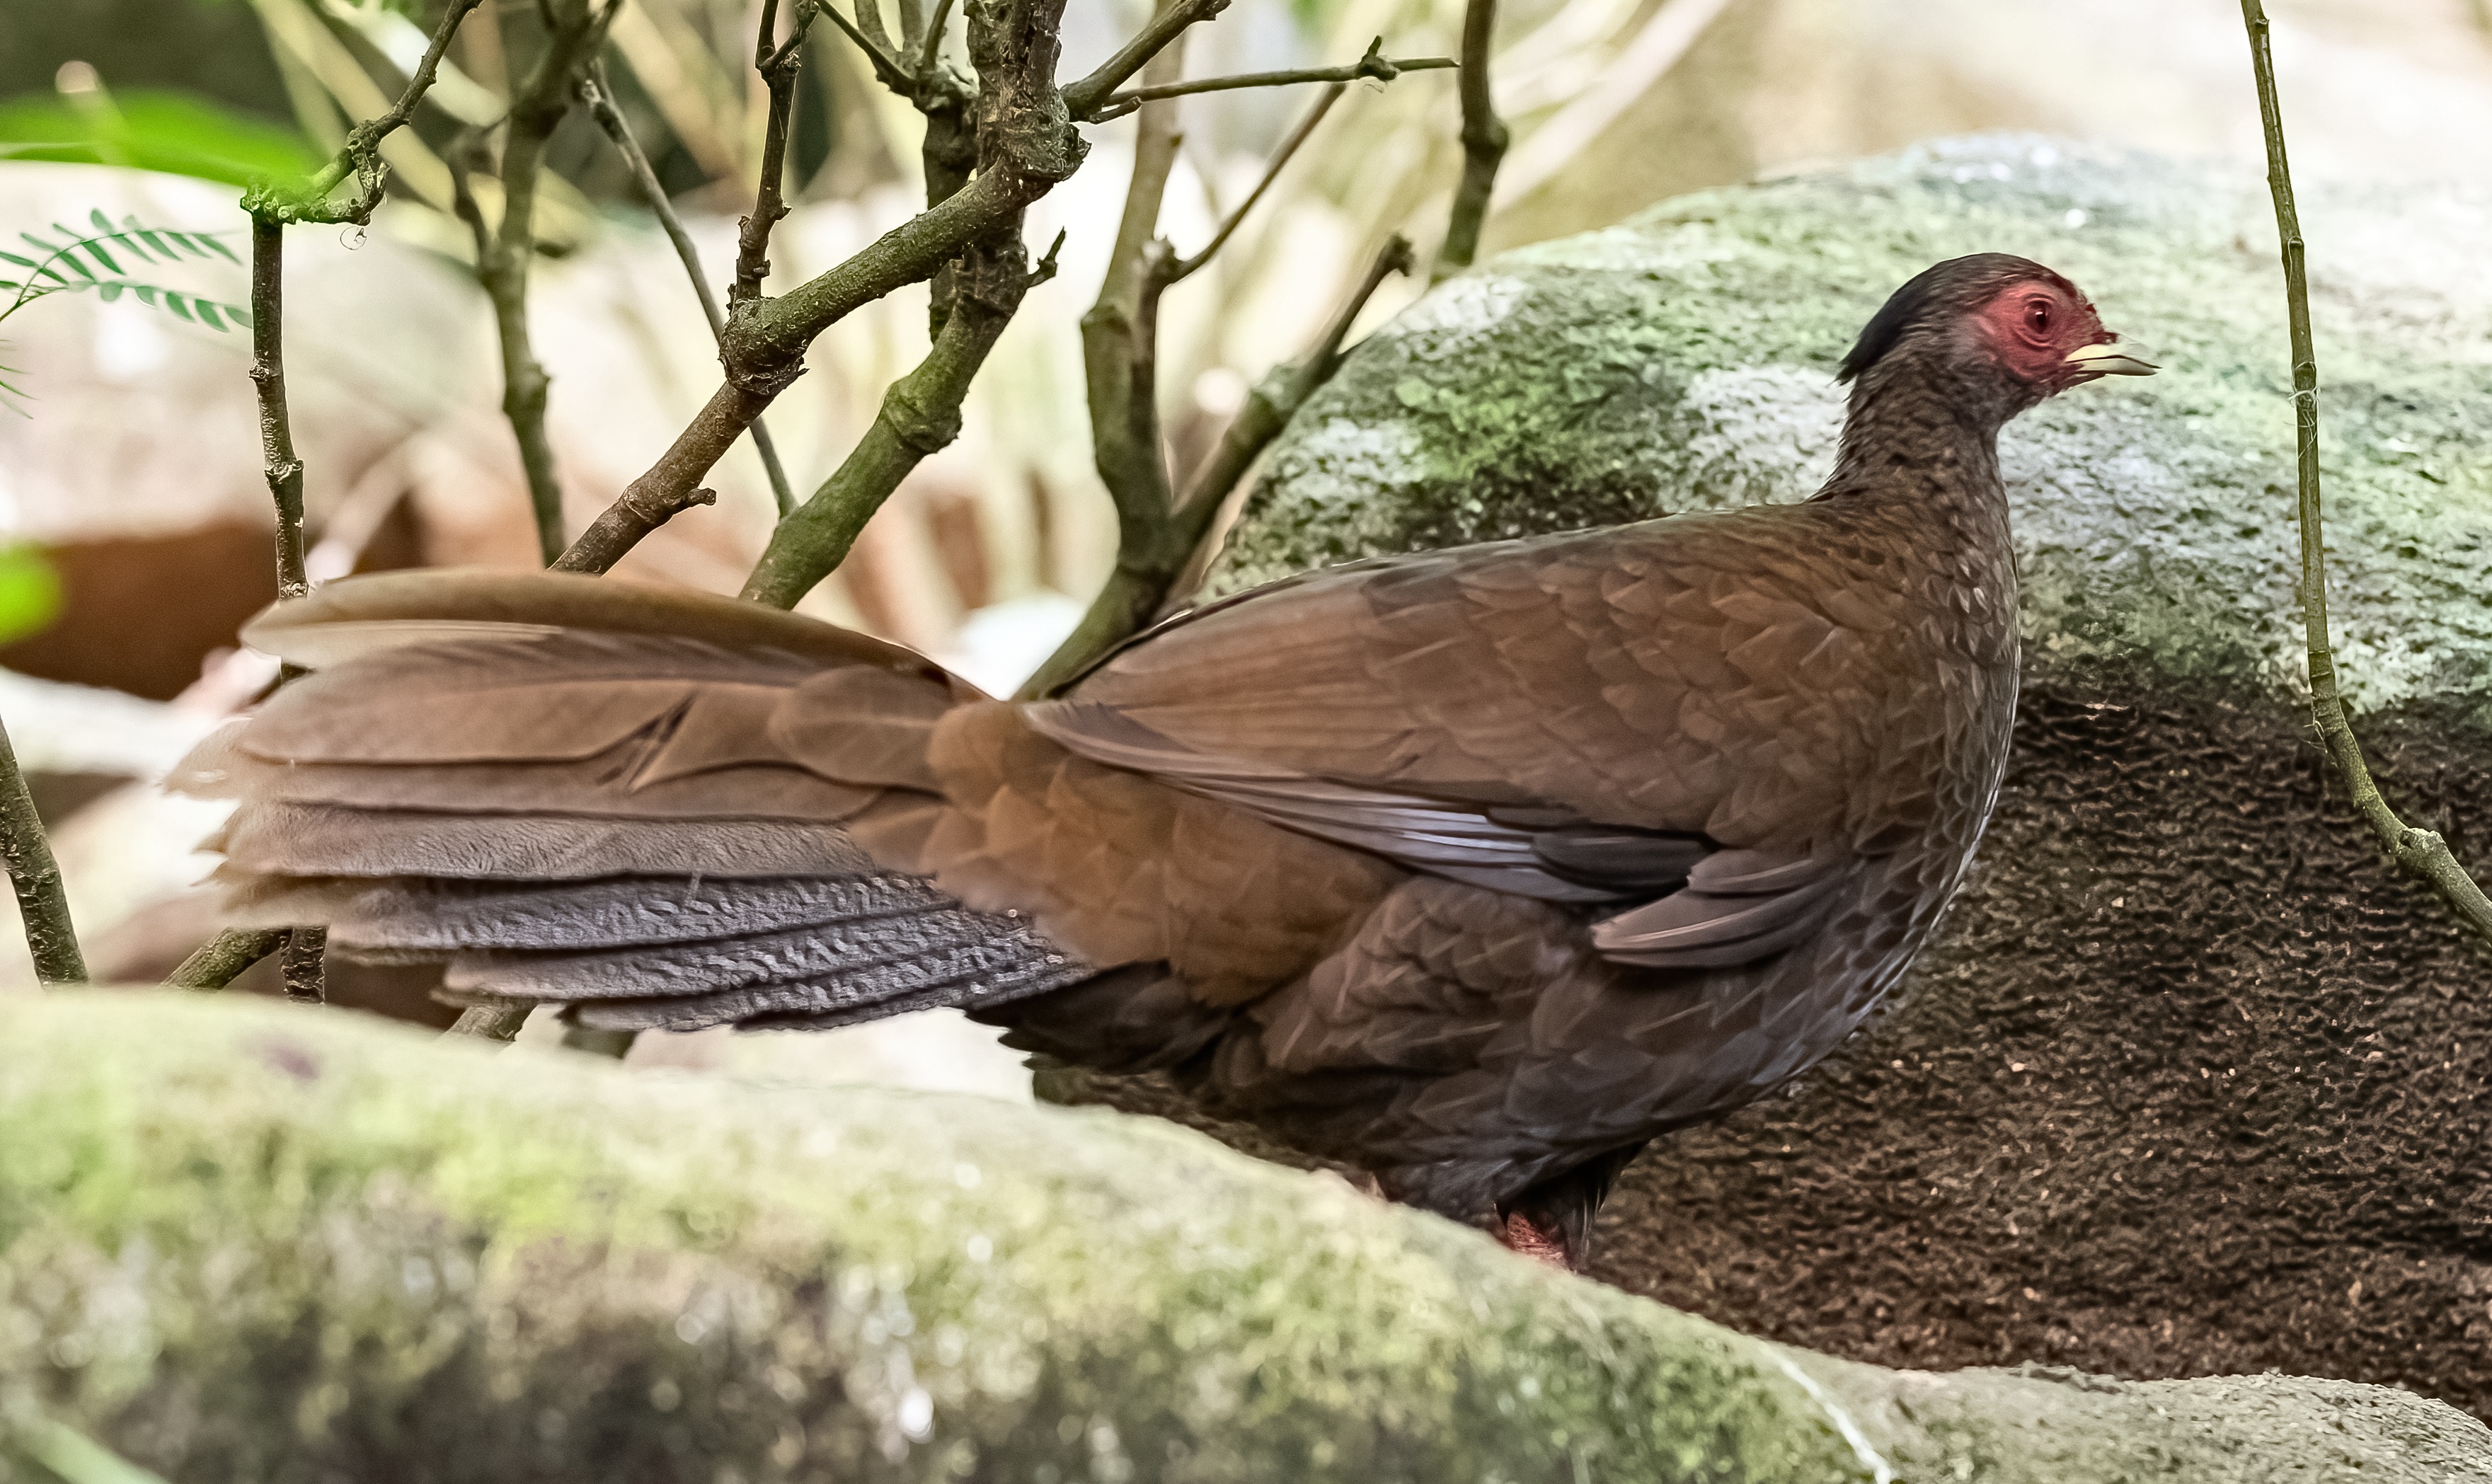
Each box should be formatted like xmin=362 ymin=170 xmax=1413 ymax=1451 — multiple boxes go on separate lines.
xmin=2065 ymin=343 xmax=2158 ymax=376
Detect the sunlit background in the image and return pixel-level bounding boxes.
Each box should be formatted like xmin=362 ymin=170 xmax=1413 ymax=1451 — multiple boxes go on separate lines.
xmin=2 ymin=0 xmax=2488 ymax=1085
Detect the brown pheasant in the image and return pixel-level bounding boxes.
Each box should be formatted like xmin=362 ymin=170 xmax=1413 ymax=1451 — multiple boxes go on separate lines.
xmin=178 ymin=253 xmax=2152 ymax=1268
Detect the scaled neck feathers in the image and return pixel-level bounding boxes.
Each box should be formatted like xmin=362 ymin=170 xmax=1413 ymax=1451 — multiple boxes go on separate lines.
xmin=1817 ymin=334 xmax=2023 ymax=558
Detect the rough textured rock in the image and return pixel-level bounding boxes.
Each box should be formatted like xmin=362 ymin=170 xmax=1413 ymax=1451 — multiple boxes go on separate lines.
xmin=1050 ymin=137 xmax=2492 ymax=1416
xmin=3 ymin=992 xmax=2488 ymax=1483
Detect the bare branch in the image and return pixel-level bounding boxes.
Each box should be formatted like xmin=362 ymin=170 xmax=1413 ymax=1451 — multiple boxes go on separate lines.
xmin=1060 ymin=0 xmax=1227 ymax=118
xmin=1084 ymin=40 xmax=1453 ymax=123
xmin=0 ymin=711 xmax=83 ymax=984
xmin=917 ymin=0 xmax=960 ymax=75
xmin=1433 ymin=0 xmax=1504 ymax=282
xmin=462 ymin=0 xmax=627 ymax=563
xmin=167 ymin=928 xmax=286 ymax=991
xmin=1021 ymin=234 xmax=1413 ymax=698
xmin=583 ymin=65 xmax=796 ymax=515
xmin=551 ymin=484 xmax=719 ymax=574
xmin=2237 ymin=0 xmax=2492 ymax=941
xmin=740 ymin=237 xmax=1038 ymax=606
xmin=1168 ymin=80 xmax=1343 ymax=282
xmin=816 ymin=0 xmax=917 ymax=96
xmin=593 ymin=0 xmax=1084 ymax=537
xmin=735 ymin=1 xmax=821 ymax=305
xmin=246 ymin=214 xmax=311 ymax=603
xmin=260 ymin=0 xmax=486 ymax=224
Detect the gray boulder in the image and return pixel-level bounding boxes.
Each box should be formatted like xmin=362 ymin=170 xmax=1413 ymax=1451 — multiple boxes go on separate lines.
xmin=1055 ymin=137 xmax=2492 ymax=1415
xmin=4 ymin=990 xmax=2488 ymax=1482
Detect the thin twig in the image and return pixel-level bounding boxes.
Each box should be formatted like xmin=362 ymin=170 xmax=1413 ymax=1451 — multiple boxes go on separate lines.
xmin=0 ymin=712 xmax=83 ymax=984
xmin=740 ymin=234 xmax=1046 ymax=606
xmin=582 ymin=0 xmax=1091 ymax=559
xmin=1077 ymin=21 xmax=1189 ymax=588
xmin=2239 ymin=0 xmax=2492 ymax=941
xmin=168 ymin=927 xmax=287 ymax=990
xmin=1169 ymin=81 xmax=1343 ymax=282
xmin=473 ymin=0 xmax=625 ymax=564
xmin=246 ymin=214 xmax=310 ymax=603
xmin=1021 ymin=234 xmax=1412 ymax=697
xmin=917 ymin=0 xmax=960 ymax=75
xmin=1084 ymin=45 xmax=1452 ymax=122
xmin=735 ymin=0 xmax=821 ymax=305
xmin=582 ymin=66 xmax=796 ymax=516
xmin=193 ymin=0 xmax=481 ymax=1011
xmin=817 ymin=0 xmax=917 ymax=94
xmin=1433 ymin=0 xmax=1503 ymax=282
xmin=277 ymin=0 xmax=487 ymax=221
xmin=1060 ymin=0 xmax=1228 ymax=119
xmin=552 ymin=485 xmax=719 ymax=573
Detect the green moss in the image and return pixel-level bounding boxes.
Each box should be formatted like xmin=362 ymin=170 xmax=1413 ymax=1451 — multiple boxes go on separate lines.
xmin=1 ymin=992 xmax=2484 ymax=1481
xmin=1219 ymin=137 xmax=2492 ymax=720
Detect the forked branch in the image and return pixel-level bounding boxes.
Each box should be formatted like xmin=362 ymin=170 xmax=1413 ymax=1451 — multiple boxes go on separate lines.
xmin=2238 ymin=0 xmax=2492 ymax=941
xmin=1433 ymin=0 xmax=1504 ymax=281
xmin=581 ymin=66 xmax=797 ymax=515
xmin=1083 ymin=38 xmax=1453 ymax=122
xmin=1021 ymin=234 xmax=1413 ymax=698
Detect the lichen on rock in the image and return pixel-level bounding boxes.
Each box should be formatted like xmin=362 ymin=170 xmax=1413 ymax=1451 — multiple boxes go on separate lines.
xmin=1219 ymin=134 xmax=2492 ymax=722
xmin=4 ymin=991 xmax=2488 ymax=1481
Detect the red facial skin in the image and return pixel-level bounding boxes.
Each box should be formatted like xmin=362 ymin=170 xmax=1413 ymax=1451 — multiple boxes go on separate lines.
xmin=1971 ymin=278 xmax=2120 ymax=392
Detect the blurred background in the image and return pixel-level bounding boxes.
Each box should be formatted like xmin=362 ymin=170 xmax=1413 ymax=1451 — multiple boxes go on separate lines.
xmin=1 ymin=0 xmax=2488 ymax=1086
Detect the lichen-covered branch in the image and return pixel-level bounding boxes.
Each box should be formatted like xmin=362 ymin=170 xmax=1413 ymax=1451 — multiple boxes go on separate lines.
xmin=0 ymin=713 xmax=82 ymax=984
xmin=166 ymin=928 xmax=287 ymax=991
xmin=580 ymin=0 xmax=1120 ymax=577
xmin=1021 ymin=235 xmax=1411 ymax=698
xmin=1433 ymin=0 xmax=1504 ymax=282
xmin=2238 ymin=0 xmax=2492 ymax=942
xmin=581 ymin=67 xmax=796 ymax=516
xmin=740 ymin=235 xmax=1052 ymax=606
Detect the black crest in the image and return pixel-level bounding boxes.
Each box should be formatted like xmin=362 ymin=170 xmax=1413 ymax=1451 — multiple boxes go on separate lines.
xmin=1836 ymin=253 xmax=2067 ymax=383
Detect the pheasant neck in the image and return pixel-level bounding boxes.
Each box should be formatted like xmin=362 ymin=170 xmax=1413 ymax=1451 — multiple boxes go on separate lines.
xmin=1822 ymin=349 xmax=2021 ymax=563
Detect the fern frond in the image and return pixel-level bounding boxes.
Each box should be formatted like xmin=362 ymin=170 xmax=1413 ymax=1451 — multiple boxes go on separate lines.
xmin=0 ymin=214 xmax=248 ymax=330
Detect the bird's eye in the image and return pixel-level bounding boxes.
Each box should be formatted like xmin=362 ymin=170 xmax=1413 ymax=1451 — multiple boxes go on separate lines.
xmin=2026 ymin=300 xmax=2052 ymax=334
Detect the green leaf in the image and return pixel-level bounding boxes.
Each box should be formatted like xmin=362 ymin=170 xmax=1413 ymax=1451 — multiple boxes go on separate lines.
xmin=76 ymin=238 xmax=122 ymax=276
xmin=96 ymin=281 xmax=122 ymax=302
xmin=123 ymin=219 xmax=174 ymax=260
xmin=156 ymin=230 xmax=207 ymax=260
xmin=162 ymin=292 xmax=194 ymax=323
xmin=3 ymin=1415 xmax=171 ymax=1484
xmin=223 ymin=301 xmax=252 ymax=329
xmin=0 ymin=91 xmax=320 ymax=192
xmin=193 ymin=300 xmax=225 ymax=330
xmin=132 ymin=284 xmax=157 ymax=307
xmin=197 ymin=233 xmax=241 ymax=265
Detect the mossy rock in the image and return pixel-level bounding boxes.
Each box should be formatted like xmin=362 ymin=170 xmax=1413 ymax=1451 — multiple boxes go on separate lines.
xmin=1051 ymin=138 xmax=2492 ymax=1416
xmin=3 ymin=991 xmax=2488 ymax=1482
xmin=1215 ymin=134 xmax=2492 ymax=720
